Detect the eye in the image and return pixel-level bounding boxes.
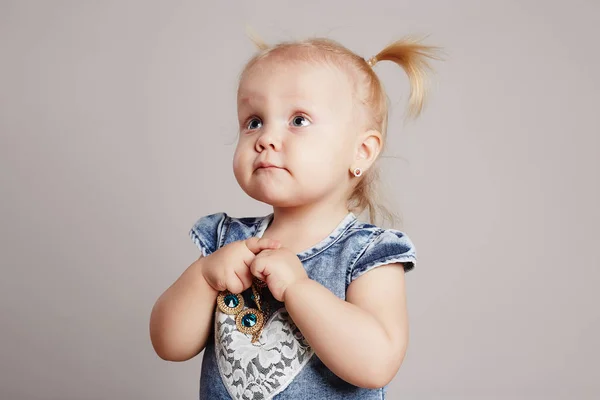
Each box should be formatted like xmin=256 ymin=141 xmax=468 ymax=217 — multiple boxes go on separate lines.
xmin=291 ymin=115 xmax=310 ymax=127
xmin=246 ymin=117 xmax=262 ymax=130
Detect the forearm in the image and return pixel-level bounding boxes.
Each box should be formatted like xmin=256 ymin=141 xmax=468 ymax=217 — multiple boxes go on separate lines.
xmin=284 ymin=278 xmax=404 ymax=388
xmin=149 ymin=257 xmax=218 ymax=361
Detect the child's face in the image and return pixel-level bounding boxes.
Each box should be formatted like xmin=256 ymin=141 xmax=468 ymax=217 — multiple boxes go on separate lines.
xmin=233 ymin=59 xmax=359 ymax=208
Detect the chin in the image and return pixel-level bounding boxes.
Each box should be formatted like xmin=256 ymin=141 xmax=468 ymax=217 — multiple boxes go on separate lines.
xmin=243 ymin=185 xmax=302 ymax=207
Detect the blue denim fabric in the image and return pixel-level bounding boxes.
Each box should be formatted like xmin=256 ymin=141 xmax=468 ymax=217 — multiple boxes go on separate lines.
xmin=189 ymin=212 xmax=416 ymax=400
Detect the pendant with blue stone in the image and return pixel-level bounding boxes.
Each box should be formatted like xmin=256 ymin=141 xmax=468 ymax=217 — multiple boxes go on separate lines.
xmin=236 ymin=308 xmax=264 ymax=337
xmin=216 ymin=278 xmax=268 ymax=342
xmin=216 ymin=291 xmax=244 ymax=315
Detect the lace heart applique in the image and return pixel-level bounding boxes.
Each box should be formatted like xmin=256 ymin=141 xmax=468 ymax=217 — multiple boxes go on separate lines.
xmin=215 ymin=307 xmax=314 ymax=400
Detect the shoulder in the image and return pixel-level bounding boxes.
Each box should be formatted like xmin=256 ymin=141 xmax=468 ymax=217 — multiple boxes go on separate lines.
xmin=343 ymin=220 xmax=417 ymax=283
xmin=189 ymin=212 xmax=271 ymax=256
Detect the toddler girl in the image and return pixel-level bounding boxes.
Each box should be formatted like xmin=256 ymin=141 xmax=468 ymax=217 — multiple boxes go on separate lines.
xmin=150 ymin=32 xmax=440 ymax=399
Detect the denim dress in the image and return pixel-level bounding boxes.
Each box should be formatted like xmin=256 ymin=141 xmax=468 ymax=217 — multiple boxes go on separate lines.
xmin=189 ymin=211 xmax=417 ymax=400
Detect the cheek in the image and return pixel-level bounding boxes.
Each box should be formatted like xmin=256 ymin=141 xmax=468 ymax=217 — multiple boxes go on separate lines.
xmin=232 ymin=146 xmax=247 ymax=175
xmin=308 ymin=138 xmax=350 ymax=167
xmin=300 ymin=149 xmax=348 ymax=181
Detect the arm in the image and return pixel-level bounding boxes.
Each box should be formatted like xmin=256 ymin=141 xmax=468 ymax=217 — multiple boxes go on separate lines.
xmin=284 ymin=262 xmax=409 ymax=388
xmin=149 ymin=256 xmax=218 ymax=361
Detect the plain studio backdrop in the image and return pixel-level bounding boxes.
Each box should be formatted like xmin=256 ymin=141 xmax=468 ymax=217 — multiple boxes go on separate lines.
xmin=1 ymin=1 xmax=599 ymax=399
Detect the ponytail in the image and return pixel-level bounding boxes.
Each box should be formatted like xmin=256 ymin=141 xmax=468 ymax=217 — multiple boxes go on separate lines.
xmin=365 ymin=37 xmax=442 ymax=118
xmin=245 ymin=25 xmax=269 ymax=51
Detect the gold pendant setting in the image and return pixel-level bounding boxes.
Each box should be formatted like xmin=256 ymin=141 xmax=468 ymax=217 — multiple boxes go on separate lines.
xmin=216 ymin=278 xmax=270 ymax=343
xmin=216 ymin=292 xmax=244 ymax=315
xmin=236 ymin=308 xmax=264 ymax=335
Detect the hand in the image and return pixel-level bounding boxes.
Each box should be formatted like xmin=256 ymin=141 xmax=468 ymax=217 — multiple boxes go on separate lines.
xmin=201 ymin=237 xmax=281 ymax=294
xmin=249 ymin=247 xmax=309 ymax=302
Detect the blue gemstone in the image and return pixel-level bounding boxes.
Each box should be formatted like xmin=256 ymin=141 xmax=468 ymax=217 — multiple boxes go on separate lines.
xmin=224 ymin=294 xmax=239 ymax=308
xmin=242 ymin=313 xmax=257 ymax=327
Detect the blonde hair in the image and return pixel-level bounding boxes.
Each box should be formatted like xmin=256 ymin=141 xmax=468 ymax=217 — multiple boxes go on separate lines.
xmin=240 ymin=29 xmax=442 ymax=226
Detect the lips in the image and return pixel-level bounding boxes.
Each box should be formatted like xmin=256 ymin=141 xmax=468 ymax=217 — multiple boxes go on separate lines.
xmin=255 ymin=161 xmax=283 ymax=170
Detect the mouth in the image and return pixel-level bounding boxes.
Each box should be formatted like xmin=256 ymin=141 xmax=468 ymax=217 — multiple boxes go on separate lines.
xmin=255 ymin=166 xmax=285 ymax=173
xmin=255 ymin=162 xmax=285 ymax=171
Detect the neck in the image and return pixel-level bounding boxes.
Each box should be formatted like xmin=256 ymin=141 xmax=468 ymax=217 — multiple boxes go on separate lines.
xmin=263 ymin=200 xmax=352 ymax=254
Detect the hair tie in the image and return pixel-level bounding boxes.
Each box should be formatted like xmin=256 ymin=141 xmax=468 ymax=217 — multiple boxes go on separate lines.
xmin=365 ymin=56 xmax=378 ymax=67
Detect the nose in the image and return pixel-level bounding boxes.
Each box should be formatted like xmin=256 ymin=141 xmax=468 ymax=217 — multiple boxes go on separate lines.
xmin=254 ymin=126 xmax=281 ymax=152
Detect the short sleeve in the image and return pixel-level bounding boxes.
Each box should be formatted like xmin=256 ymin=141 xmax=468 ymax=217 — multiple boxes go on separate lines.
xmin=189 ymin=212 xmax=227 ymax=257
xmin=350 ymin=229 xmax=417 ymax=282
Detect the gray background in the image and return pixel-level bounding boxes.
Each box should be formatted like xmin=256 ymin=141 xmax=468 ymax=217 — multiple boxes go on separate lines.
xmin=1 ymin=1 xmax=599 ymax=399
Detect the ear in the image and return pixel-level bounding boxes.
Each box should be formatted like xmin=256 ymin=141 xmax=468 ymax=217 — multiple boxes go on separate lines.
xmin=354 ymin=130 xmax=382 ymax=169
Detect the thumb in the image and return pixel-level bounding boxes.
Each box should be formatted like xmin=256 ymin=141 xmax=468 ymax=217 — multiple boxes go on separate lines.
xmin=244 ymin=236 xmax=280 ymax=255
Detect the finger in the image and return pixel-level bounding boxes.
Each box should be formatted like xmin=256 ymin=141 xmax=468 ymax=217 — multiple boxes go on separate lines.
xmin=250 ymin=257 xmax=268 ymax=281
xmin=254 ymin=237 xmax=281 ymax=252
xmin=244 ymin=237 xmax=280 ymax=255
xmin=227 ymin=270 xmax=244 ymax=294
xmin=256 ymin=249 xmax=273 ymax=256
xmin=234 ymin=264 xmax=254 ymax=291
xmin=241 ymin=239 xmax=278 ymax=269
xmin=250 ymin=263 xmax=267 ymax=281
